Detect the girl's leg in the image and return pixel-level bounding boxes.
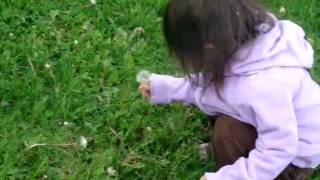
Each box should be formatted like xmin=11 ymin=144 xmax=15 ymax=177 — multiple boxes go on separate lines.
xmin=276 ymin=164 xmax=313 ymax=180
xmin=210 ymin=115 xmax=257 ymax=168
xmin=210 ymin=115 xmax=313 ymax=180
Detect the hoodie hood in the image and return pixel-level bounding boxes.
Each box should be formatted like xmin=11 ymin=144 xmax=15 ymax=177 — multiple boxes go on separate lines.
xmin=228 ymin=14 xmax=314 ymax=76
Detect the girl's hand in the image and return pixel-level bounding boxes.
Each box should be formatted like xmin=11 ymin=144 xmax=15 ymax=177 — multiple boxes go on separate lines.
xmin=200 ymin=175 xmax=207 ymax=180
xmin=139 ymin=82 xmax=151 ymax=98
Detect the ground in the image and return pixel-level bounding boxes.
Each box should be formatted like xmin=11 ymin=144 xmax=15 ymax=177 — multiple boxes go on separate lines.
xmin=0 ymin=0 xmax=319 ymax=179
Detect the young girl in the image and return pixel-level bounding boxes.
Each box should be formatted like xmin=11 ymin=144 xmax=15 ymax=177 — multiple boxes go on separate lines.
xmin=139 ymin=0 xmax=320 ymax=179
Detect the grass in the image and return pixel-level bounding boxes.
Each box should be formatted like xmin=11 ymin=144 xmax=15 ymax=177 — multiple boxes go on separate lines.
xmin=0 ymin=0 xmax=319 ymax=179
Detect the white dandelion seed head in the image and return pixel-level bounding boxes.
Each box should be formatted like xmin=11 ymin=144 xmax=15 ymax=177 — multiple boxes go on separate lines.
xmin=74 ymin=40 xmax=78 ymax=45
xmin=90 ymin=0 xmax=97 ymax=5
xmin=9 ymin=32 xmax=14 ymax=37
xmin=79 ymin=136 xmax=88 ymax=148
xmin=44 ymin=63 xmax=51 ymax=69
xmin=107 ymin=166 xmax=116 ymax=176
xmin=146 ymin=127 xmax=152 ymax=132
xmin=280 ymin=6 xmax=286 ymax=14
xmin=136 ymin=70 xmax=151 ymax=83
xmin=43 ymin=175 xmax=48 ymax=179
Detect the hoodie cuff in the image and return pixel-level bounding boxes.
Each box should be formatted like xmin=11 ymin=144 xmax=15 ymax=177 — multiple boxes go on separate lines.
xmin=150 ymin=74 xmax=172 ymax=104
xmin=205 ymin=172 xmax=217 ymax=180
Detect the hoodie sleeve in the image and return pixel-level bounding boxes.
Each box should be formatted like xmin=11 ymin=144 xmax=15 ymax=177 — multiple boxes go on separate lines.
xmin=149 ymin=74 xmax=196 ymax=104
xmin=205 ymin=80 xmax=298 ymax=180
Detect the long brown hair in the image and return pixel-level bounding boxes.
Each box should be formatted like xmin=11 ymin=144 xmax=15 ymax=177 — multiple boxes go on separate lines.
xmin=163 ymin=0 xmax=267 ymax=88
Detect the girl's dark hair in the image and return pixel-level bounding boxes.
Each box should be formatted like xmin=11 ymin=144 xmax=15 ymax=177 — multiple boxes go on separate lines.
xmin=163 ymin=0 xmax=268 ymax=88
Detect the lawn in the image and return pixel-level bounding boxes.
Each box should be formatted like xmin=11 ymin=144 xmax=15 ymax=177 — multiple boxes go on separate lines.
xmin=0 ymin=0 xmax=319 ymax=179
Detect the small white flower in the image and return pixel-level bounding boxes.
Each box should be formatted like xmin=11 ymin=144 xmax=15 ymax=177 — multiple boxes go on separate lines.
xmin=136 ymin=70 xmax=151 ymax=83
xmin=146 ymin=127 xmax=152 ymax=132
xmin=43 ymin=175 xmax=48 ymax=179
xmin=44 ymin=63 xmax=51 ymax=69
xmin=82 ymin=22 xmax=90 ymax=30
xmin=79 ymin=136 xmax=88 ymax=148
xmin=63 ymin=121 xmax=73 ymax=127
xmin=9 ymin=32 xmax=14 ymax=37
xmin=74 ymin=40 xmax=78 ymax=45
xmin=134 ymin=27 xmax=145 ymax=33
xmin=89 ymin=0 xmax=96 ymax=5
xmin=279 ymin=6 xmax=286 ymax=14
xmin=107 ymin=166 xmax=116 ymax=176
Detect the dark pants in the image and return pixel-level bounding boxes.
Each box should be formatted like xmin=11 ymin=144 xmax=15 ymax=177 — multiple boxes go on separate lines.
xmin=210 ymin=115 xmax=313 ymax=180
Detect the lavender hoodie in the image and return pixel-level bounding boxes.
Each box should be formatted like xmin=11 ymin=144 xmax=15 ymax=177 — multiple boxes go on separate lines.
xmin=149 ymin=16 xmax=320 ymax=179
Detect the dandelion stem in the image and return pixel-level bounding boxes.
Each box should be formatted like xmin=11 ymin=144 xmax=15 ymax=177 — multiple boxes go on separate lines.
xmin=27 ymin=58 xmax=37 ymax=76
xmin=24 ymin=142 xmax=78 ymax=151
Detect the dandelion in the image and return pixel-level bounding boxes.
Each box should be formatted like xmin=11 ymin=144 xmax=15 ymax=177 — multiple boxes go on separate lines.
xmin=107 ymin=166 xmax=116 ymax=176
xmin=279 ymin=6 xmax=286 ymax=15
xmin=44 ymin=63 xmax=51 ymax=69
xmin=89 ymin=0 xmax=96 ymax=5
xmin=136 ymin=70 xmax=151 ymax=83
xmin=43 ymin=175 xmax=48 ymax=179
xmin=9 ymin=32 xmax=14 ymax=37
xmin=74 ymin=40 xmax=78 ymax=45
xmin=79 ymin=136 xmax=88 ymax=148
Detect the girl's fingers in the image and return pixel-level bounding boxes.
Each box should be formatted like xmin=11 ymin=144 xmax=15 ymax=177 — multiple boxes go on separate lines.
xmin=200 ymin=176 xmax=207 ymax=180
xmin=138 ymin=83 xmax=151 ymax=98
xmin=139 ymin=85 xmax=147 ymax=91
xmin=139 ymin=86 xmax=149 ymax=94
xmin=143 ymin=92 xmax=149 ymax=98
xmin=142 ymin=89 xmax=151 ymax=98
xmin=139 ymin=83 xmax=150 ymax=90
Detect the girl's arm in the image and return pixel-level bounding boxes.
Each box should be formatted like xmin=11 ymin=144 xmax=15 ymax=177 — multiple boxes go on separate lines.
xmin=149 ymin=74 xmax=196 ymax=104
xmin=205 ymin=80 xmax=299 ymax=180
